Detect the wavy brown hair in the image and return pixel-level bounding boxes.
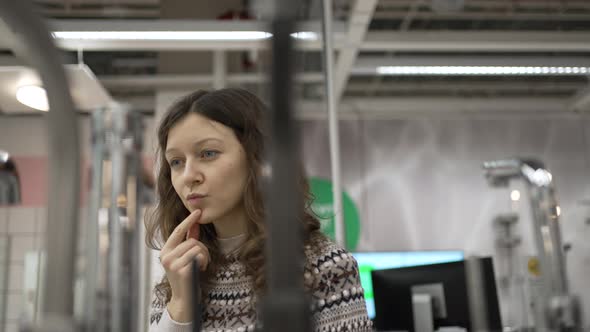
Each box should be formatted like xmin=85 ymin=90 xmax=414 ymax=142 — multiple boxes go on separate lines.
xmin=145 ymin=88 xmax=323 ymax=305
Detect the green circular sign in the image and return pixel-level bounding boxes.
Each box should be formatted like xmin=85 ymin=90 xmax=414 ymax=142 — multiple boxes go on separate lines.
xmin=309 ymin=177 xmax=361 ymax=250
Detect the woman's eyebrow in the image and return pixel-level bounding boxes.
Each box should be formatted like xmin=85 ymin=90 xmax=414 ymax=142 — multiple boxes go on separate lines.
xmin=165 ymin=138 xmax=224 ymax=157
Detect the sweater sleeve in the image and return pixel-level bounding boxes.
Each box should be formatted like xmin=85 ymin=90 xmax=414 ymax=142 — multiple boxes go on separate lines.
xmin=148 ymin=298 xmax=193 ymax=332
xmin=306 ymin=245 xmax=374 ymax=332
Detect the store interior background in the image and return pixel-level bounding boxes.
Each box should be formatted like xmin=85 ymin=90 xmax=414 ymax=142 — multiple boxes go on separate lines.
xmin=0 ymin=1 xmax=590 ymax=331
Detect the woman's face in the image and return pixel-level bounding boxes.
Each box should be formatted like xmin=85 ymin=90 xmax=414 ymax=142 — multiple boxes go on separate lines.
xmin=165 ymin=112 xmax=249 ymax=231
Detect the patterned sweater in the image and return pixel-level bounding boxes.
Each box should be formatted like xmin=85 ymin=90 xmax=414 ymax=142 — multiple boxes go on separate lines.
xmin=149 ymin=235 xmax=373 ymax=332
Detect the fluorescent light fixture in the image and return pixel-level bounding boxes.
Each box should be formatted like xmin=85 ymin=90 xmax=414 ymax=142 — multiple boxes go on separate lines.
xmin=376 ymin=66 xmax=590 ymax=76
xmin=53 ymin=31 xmax=272 ymax=41
xmin=52 ymin=31 xmax=317 ymax=41
xmin=16 ymin=85 xmax=49 ymax=111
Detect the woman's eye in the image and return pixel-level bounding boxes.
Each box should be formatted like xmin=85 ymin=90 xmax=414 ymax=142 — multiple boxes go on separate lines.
xmin=169 ymin=159 xmax=182 ymax=168
xmin=202 ymin=150 xmax=219 ymax=159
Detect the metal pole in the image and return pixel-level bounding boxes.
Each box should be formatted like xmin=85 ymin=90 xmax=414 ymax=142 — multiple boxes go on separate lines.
xmin=464 ymin=257 xmax=492 ymax=332
xmin=84 ymin=109 xmax=106 ymax=330
xmin=0 ymin=0 xmax=80 ymax=323
xmin=261 ymin=0 xmax=310 ymax=331
xmin=321 ymin=0 xmax=346 ymax=248
xmin=108 ymin=107 xmax=126 ymax=332
xmin=127 ymin=109 xmax=145 ymax=332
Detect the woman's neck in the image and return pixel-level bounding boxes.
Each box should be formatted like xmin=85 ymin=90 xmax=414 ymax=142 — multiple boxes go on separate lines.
xmin=217 ymin=233 xmax=247 ymax=256
xmin=212 ymin=205 xmax=248 ymax=239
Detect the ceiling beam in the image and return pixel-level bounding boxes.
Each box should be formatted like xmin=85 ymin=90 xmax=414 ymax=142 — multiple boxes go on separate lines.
xmin=362 ymin=31 xmax=590 ymax=52
xmin=98 ymin=72 xmax=325 ymax=88
xmin=333 ymin=0 xmax=378 ymax=102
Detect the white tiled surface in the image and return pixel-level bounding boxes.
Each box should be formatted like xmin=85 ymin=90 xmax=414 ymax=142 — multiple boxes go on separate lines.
xmin=2 ymin=206 xmax=82 ymax=332
xmin=7 ymin=264 xmax=24 ymax=291
xmin=0 ymin=235 xmax=8 ymax=263
xmin=0 ymin=240 xmax=6 ymax=289
xmin=1 ymin=208 xmax=43 ymax=331
xmin=9 ymin=235 xmax=36 ymax=263
xmin=0 ymin=208 xmax=8 ymax=234
xmin=36 ymin=207 xmax=47 ymax=235
xmin=5 ymin=322 xmax=19 ymax=332
xmin=5 ymin=291 xmax=22 ymax=321
xmin=7 ymin=207 xmax=37 ymax=234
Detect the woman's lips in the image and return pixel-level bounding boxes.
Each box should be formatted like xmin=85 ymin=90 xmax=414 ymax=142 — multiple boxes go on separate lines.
xmin=187 ymin=196 xmax=204 ymax=205
xmin=186 ymin=194 xmax=207 ymax=205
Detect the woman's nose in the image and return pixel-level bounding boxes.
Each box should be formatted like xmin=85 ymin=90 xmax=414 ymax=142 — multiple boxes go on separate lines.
xmin=182 ymin=159 xmax=203 ymax=186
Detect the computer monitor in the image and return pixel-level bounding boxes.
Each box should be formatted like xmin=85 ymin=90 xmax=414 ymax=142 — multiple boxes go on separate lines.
xmin=371 ymin=258 xmax=502 ymax=332
xmin=351 ymin=251 xmax=464 ymax=319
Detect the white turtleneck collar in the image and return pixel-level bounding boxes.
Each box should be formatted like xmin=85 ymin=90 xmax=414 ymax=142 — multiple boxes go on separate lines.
xmin=217 ymin=233 xmax=247 ymax=256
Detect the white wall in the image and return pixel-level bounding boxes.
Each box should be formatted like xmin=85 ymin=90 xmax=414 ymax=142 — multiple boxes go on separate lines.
xmin=0 ymin=207 xmax=46 ymax=332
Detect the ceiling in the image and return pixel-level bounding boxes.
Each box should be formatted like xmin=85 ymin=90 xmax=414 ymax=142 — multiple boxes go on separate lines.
xmin=1 ymin=0 xmax=590 ymax=117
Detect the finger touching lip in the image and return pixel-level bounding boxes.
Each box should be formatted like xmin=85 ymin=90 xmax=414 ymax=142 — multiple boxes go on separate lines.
xmin=187 ymin=220 xmax=200 ymax=240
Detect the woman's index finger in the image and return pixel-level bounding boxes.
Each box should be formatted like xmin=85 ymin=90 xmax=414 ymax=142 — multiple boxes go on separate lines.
xmin=163 ymin=209 xmax=201 ymax=250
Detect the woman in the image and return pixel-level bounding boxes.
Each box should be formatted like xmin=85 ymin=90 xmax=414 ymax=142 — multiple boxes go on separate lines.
xmin=146 ymin=88 xmax=372 ymax=332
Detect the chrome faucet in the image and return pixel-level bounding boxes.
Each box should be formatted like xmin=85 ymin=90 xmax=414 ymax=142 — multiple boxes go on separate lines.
xmin=483 ymin=158 xmax=582 ymax=332
xmin=0 ymin=151 xmax=21 ymax=205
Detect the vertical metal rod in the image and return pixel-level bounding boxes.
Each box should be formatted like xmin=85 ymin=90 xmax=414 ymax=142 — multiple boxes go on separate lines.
xmin=84 ymin=109 xmax=106 ymax=329
xmin=262 ymin=1 xmax=310 ymax=331
xmin=191 ymin=260 xmax=202 ymax=332
xmin=137 ymin=214 xmax=150 ymax=332
xmin=526 ymin=184 xmax=568 ymax=295
xmin=108 ymin=107 xmax=126 ymax=332
xmin=213 ymin=50 xmax=227 ymax=89
xmin=267 ymin=16 xmax=300 ymax=292
xmin=0 ymin=235 xmax=11 ymax=332
xmin=321 ymin=0 xmax=346 ymax=248
xmin=0 ymin=0 xmax=80 ymax=321
xmin=127 ymin=110 xmax=144 ymax=332
xmin=465 ymin=257 xmax=491 ymax=332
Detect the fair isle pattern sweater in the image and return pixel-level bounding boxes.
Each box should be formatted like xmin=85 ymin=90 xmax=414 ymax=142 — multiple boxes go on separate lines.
xmin=149 ymin=236 xmax=373 ymax=332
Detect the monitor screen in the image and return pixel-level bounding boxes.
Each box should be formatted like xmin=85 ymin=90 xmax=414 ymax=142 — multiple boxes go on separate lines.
xmin=371 ymin=258 xmax=502 ymax=332
xmin=351 ymin=251 xmax=464 ymax=319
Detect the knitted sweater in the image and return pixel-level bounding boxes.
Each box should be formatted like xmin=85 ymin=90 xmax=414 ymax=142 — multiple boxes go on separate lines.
xmin=148 ymin=235 xmax=373 ymax=332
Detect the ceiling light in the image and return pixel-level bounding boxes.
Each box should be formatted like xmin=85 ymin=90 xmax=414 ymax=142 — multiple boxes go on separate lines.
xmin=0 ymin=151 xmax=9 ymax=163
xmin=510 ymin=190 xmax=520 ymax=202
xmin=52 ymin=31 xmax=272 ymax=41
xmin=376 ymin=66 xmax=590 ymax=76
xmin=291 ymin=32 xmax=318 ymax=40
xmin=15 ymin=85 xmax=49 ymax=111
xmin=52 ymin=31 xmax=317 ymax=41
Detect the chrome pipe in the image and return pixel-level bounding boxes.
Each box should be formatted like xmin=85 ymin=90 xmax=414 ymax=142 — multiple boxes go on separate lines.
xmin=108 ymin=107 xmax=126 ymax=332
xmin=126 ymin=109 xmax=145 ymax=332
xmin=321 ymin=0 xmax=346 ymax=248
xmin=84 ymin=109 xmax=107 ymax=331
xmin=0 ymin=0 xmax=80 ymax=323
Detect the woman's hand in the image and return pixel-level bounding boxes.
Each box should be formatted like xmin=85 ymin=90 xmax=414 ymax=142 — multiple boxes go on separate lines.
xmin=159 ymin=209 xmax=209 ymax=322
